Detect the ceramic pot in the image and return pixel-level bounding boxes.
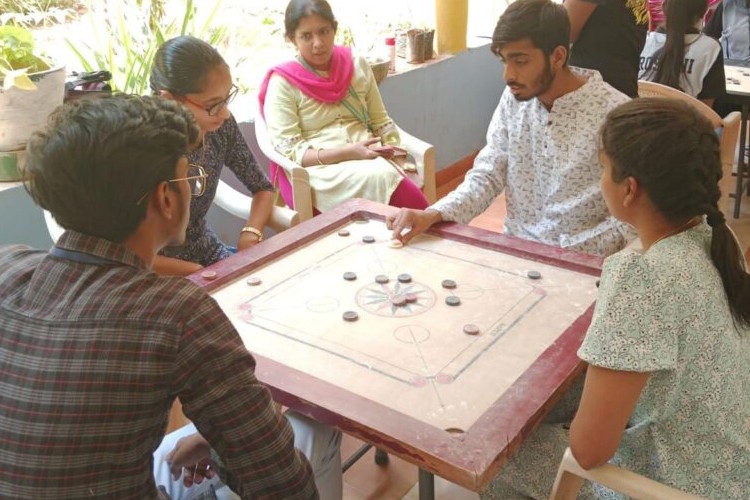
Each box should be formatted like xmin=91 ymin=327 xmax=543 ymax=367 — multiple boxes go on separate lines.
xmin=0 ymin=65 xmax=66 ymax=152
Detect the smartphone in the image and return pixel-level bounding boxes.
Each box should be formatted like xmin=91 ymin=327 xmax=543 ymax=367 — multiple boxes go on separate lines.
xmin=372 ymin=145 xmax=407 ymax=157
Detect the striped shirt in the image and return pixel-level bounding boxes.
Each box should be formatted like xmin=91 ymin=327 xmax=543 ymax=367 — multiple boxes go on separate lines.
xmin=0 ymin=231 xmax=317 ymax=499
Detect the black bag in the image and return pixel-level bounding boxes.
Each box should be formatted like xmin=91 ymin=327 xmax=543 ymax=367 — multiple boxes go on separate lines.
xmin=64 ymin=71 xmax=112 ymax=102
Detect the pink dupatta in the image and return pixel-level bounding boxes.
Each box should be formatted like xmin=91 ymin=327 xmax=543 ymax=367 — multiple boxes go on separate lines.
xmin=257 ymin=46 xmax=355 ymax=209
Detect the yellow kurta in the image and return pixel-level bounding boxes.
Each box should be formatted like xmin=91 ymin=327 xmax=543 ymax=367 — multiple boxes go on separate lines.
xmin=264 ymin=55 xmax=402 ymax=211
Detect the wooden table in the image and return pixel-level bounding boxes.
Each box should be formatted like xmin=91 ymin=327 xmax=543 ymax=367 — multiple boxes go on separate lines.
xmin=724 ymin=61 xmax=750 ymax=218
xmin=191 ymin=199 xmax=603 ymax=498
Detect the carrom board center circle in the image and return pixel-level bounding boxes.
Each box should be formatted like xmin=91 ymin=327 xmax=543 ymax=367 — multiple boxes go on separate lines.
xmin=355 ymin=281 xmax=436 ymax=317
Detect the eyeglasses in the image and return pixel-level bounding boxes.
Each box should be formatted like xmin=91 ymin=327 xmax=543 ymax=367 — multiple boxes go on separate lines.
xmin=181 ymin=85 xmax=239 ymax=116
xmin=136 ymin=164 xmax=208 ymax=205
xmin=170 ymin=164 xmax=208 ymax=197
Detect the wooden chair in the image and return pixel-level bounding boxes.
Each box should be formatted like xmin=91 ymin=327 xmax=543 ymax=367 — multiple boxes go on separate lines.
xmin=43 ymin=179 xmax=298 ymax=244
xmin=254 ymin=102 xmax=437 ymax=223
xmin=549 ymin=447 xmax=705 ymax=500
xmin=637 ymin=80 xmax=741 ymax=215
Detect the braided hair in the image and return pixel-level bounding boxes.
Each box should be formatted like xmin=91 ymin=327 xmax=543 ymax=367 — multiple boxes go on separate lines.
xmin=601 ymin=98 xmax=750 ymax=329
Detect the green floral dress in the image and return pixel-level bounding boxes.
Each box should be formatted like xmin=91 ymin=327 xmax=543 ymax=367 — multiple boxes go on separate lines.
xmin=482 ymin=223 xmax=750 ymax=499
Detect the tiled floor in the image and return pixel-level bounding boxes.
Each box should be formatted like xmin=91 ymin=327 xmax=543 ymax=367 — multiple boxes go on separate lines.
xmin=340 ymin=191 xmax=750 ymax=500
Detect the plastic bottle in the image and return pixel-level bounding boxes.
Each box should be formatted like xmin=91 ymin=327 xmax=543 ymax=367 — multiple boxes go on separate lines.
xmin=385 ymin=37 xmax=396 ymax=72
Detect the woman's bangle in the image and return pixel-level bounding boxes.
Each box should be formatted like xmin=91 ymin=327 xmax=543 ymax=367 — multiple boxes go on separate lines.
xmin=240 ymin=226 xmax=263 ymax=242
xmin=316 ymin=148 xmax=325 ymax=165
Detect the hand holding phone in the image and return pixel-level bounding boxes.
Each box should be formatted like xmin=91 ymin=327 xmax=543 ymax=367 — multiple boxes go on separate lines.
xmin=372 ymin=145 xmax=407 ymax=158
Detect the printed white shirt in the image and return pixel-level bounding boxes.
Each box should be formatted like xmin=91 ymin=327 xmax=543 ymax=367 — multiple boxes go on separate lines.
xmin=432 ymin=68 xmax=634 ymax=257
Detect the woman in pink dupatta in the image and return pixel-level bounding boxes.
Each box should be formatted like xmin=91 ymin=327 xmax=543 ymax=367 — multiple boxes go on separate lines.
xmin=258 ymin=0 xmax=429 ymax=213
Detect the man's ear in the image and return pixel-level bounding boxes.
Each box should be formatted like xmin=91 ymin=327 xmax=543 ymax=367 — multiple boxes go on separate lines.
xmin=158 ymin=89 xmax=176 ymax=100
xmin=550 ymin=45 xmax=568 ymax=69
xmin=150 ymin=181 xmax=176 ymax=220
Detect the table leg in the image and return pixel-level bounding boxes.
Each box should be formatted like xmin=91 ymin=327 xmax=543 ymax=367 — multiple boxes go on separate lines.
xmin=733 ymin=104 xmax=749 ymax=218
xmin=418 ymin=469 xmax=435 ymax=500
xmin=341 ymin=443 xmax=372 ymax=472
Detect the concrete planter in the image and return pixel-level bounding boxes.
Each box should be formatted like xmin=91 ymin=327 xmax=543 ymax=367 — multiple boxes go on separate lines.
xmin=0 ymin=65 xmax=66 ymax=153
xmin=0 ymin=150 xmax=24 ymax=182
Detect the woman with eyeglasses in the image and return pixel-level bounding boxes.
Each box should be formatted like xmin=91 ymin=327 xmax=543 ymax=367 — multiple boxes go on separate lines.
xmin=150 ymin=35 xmax=275 ymax=276
xmin=148 ymin=40 xmax=343 ymax=500
xmin=258 ymin=0 xmax=430 ymax=214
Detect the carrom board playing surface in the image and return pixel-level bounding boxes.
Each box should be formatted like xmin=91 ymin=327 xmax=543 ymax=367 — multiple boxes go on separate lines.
xmin=194 ymin=199 xmax=603 ymax=491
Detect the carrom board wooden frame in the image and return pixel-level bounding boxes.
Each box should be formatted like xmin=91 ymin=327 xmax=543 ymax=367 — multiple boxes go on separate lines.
xmin=190 ymin=199 xmax=603 ymax=493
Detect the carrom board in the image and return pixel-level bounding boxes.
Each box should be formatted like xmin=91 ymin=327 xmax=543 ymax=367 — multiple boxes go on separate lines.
xmin=193 ymin=199 xmax=603 ymax=491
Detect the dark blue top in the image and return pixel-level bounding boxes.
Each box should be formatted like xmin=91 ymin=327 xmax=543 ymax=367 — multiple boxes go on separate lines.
xmin=160 ymin=115 xmax=274 ymax=266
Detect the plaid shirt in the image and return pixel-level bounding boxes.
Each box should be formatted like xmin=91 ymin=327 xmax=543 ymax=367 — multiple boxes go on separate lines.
xmin=0 ymin=231 xmax=317 ymax=499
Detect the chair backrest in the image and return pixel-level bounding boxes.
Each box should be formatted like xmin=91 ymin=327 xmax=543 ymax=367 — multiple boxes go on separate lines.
xmin=549 ymin=447 xmax=706 ymax=500
xmin=637 ymin=80 xmax=741 ymax=215
xmin=253 ymin=103 xmax=315 ymax=222
xmin=637 ymin=80 xmax=722 ymax=126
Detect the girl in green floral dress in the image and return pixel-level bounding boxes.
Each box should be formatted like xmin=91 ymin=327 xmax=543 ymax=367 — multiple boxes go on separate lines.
xmin=484 ymin=98 xmax=750 ymax=499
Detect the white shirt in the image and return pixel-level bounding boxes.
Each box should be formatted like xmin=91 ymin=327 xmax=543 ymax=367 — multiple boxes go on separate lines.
xmin=432 ymin=68 xmax=634 ymax=257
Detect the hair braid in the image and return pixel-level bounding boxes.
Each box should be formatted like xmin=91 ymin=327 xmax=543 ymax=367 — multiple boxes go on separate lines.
xmin=602 ymin=98 xmax=750 ymax=330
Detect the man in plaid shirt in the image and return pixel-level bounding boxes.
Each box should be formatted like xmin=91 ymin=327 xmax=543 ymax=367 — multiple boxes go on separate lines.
xmin=0 ymin=95 xmax=324 ymax=499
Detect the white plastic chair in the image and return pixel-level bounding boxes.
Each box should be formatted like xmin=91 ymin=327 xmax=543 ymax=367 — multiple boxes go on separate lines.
xmin=549 ymin=447 xmax=706 ymax=500
xmin=637 ymin=80 xmax=741 ymax=215
xmin=254 ymin=101 xmax=437 ymax=223
xmin=43 ymin=180 xmax=298 ymax=244
xmin=213 ymin=179 xmax=298 ymax=232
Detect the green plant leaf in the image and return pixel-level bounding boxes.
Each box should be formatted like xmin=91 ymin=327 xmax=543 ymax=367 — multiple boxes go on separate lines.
xmin=1 ymin=67 xmax=37 ymax=90
xmin=64 ymin=0 xmax=227 ymax=94
xmin=199 ymin=0 xmax=223 ymax=38
xmin=179 ymin=0 xmax=193 ymax=35
xmin=64 ymin=39 xmax=95 ymax=73
xmin=0 ymin=24 xmax=51 ymax=72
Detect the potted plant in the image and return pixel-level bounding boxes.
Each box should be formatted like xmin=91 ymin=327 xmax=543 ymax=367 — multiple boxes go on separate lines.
xmin=0 ymin=25 xmax=65 ymax=180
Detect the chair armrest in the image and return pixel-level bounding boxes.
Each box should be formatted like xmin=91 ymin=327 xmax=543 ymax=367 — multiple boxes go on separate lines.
xmin=550 ymin=448 xmax=705 ymax=500
xmin=253 ymin=114 xmax=314 ymax=222
xmin=259 ymin=145 xmax=313 ymax=223
xmin=397 ymin=126 xmax=437 ymax=203
xmin=214 ymin=180 xmax=299 ymax=233
xmin=721 ymin=111 xmax=741 ymax=158
xmin=719 ymin=111 xmax=741 ymax=213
